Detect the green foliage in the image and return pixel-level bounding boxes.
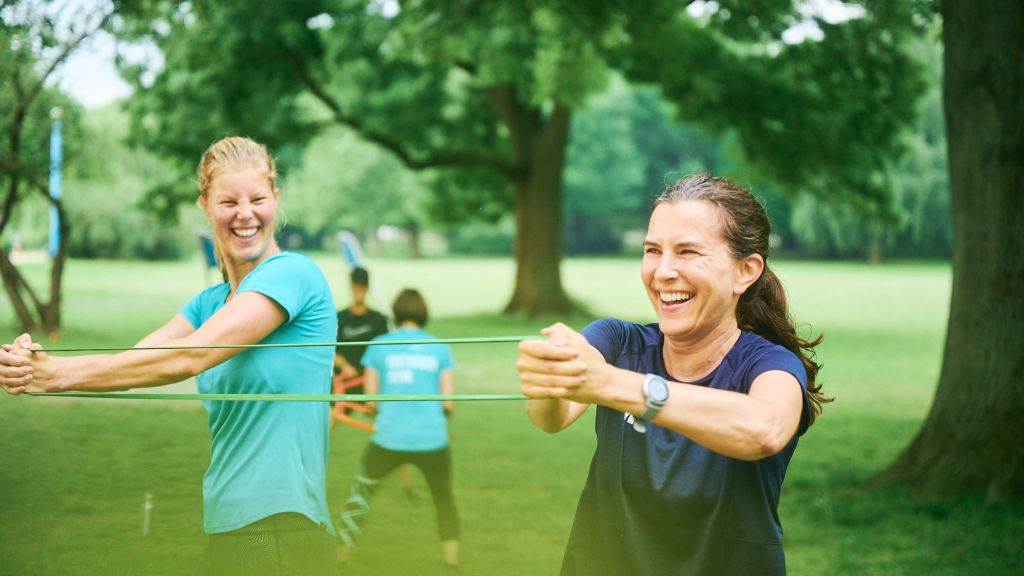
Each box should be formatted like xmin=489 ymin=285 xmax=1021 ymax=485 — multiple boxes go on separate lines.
xmin=787 ymin=30 xmax=950 ymax=259
xmin=0 ymin=18 xmax=84 ymax=230
xmin=62 ymin=104 xmax=196 ymax=260
xmin=444 ymin=218 xmax=515 ymax=256
xmin=282 ymin=126 xmax=429 ymax=243
xmin=563 ymin=78 xmax=740 ymax=254
xmin=114 ymin=1 xmax=930 ymax=227
xmin=620 ymin=1 xmax=930 ymax=209
xmin=1 ymin=0 xmax=113 ymax=330
xmin=562 ymin=77 xmax=648 ymax=254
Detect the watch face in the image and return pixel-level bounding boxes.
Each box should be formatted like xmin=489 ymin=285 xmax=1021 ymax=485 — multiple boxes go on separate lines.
xmin=649 ymin=376 xmax=670 ymax=403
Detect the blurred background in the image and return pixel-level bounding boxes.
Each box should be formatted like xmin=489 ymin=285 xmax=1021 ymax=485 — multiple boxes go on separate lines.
xmin=1 ymin=1 xmax=1021 ymax=575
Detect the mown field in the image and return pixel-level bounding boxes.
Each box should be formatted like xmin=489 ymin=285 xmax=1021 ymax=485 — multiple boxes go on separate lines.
xmin=1 ymin=255 xmax=1021 ymax=575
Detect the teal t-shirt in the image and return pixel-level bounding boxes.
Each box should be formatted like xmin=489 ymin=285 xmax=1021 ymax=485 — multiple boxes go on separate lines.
xmin=180 ymin=252 xmax=337 ymax=534
xmin=361 ymin=327 xmax=454 ymax=452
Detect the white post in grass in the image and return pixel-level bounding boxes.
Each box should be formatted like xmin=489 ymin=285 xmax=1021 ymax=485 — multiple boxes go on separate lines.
xmin=141 ymin=493 xmax=154 ymax=536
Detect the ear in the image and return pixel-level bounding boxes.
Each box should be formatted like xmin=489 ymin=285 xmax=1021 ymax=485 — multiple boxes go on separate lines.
xmin=733 ymin=253 xmax=765 ymax=296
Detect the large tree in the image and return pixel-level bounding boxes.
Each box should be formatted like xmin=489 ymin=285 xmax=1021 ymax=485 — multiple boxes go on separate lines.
xmin=114 ymin=1 xmax=925 ymax=314
xmin=880 ymin=0 xmax=1024 ymax=499
xmin=0 ymin=1 xmax=109 ymax=332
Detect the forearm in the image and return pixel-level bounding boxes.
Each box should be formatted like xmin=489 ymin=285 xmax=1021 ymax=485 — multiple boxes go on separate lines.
xmin=654 ymin=386 xmax=794 ymax=460
xmin=440 ymin=370 xmax=454 ymax=415
xmin=49 ymin=346 xmax=216 ymax=392
xmin=595 ymin=366 xmax=795 ymax=460
xmin=334 ymin=354 xmax=355 ymax=372
xmin=363 ymin=368 xmax=379 ymax=412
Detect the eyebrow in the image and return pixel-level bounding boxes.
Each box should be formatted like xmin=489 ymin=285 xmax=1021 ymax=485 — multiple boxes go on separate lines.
xmin=643 ymin=238 xmax=708 ymax=250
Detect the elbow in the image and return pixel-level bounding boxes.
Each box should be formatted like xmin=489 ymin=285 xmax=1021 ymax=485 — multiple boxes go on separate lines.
xmin=744 ymin=428 xmax=790 ymax=461
xmin=178 ymin=348 xmax=213 ymax=379
xmin=754 ymin=435 xmax=786 ymax=459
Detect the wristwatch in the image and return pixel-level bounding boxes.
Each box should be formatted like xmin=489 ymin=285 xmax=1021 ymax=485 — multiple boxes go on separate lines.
xmin=633 ymin=374 xmax=670 ymax=433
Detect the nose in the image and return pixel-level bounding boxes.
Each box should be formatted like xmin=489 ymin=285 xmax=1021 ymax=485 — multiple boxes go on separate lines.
xmin=236 ymin=200 xmax=254 ymax=219
xmin=653 ymin=254 xmax=678 ymax=282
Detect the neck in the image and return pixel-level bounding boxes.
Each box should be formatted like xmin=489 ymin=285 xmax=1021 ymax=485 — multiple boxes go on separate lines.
xmin=662 ymin=320 xmax=741 ymax=383
xmin=350 ymin=303 xmax=367 ymax=314
xmin=225 ymin=244 xmax=281 ymax=295
xmin=399 ymin=321 xmax=419 ymax=329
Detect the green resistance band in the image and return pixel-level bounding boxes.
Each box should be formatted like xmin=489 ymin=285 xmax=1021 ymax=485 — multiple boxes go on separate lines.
xmin=38 ymin=335 xmax=539 ymax=353
xmin=27 ymin=392 xmax=527 ymax=402
xmin=24 ymin=335 xmax=537 ymax=401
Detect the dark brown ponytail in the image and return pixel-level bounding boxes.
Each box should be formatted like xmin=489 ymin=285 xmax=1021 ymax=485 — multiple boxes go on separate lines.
xmin=737 ymin=266 xmax=829 ymax=423
xmin=655 ymin=174 xmax=830 ymax=424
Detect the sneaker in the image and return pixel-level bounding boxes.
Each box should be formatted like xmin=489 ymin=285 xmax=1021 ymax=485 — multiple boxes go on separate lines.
xmin=337 ymin=544 xmax=353 ymax=565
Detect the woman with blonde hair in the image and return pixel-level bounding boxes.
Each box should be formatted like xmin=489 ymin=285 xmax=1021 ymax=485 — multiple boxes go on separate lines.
xmin=1 ymin=136 xmax=338 ymax=575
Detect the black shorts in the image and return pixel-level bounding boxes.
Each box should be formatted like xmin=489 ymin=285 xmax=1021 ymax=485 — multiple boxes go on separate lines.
xmin=203 ymin=512 xmax=336 ymax=576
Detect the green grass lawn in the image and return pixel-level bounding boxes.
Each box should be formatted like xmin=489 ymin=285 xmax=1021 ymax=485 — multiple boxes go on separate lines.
xmin=1 ymin=256 xmax=1022 ymax=575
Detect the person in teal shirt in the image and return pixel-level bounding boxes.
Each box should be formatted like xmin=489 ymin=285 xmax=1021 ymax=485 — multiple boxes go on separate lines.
xmin=0 ymin=137 xmax=337 ymax=576
xmin=338 ymin=288 xmax=461 ymax=573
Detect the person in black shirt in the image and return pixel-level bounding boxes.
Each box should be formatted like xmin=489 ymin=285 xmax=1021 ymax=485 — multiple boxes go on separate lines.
xmin=335 ymin=266 xmax=390 ymax=382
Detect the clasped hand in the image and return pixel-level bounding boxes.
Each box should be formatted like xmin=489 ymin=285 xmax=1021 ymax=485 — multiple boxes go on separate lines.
xmin=0 ymin=334 xmax=46 ymax=395
xmin=516 ymin=323 xmax=612 ymax=404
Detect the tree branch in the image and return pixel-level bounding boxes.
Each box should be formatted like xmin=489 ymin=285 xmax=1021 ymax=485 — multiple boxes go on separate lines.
xmin=285 ymin=51 xmax=518 ymax=178
xmin=18 ymin=10 xmax=114 ymax=116
xmin=0 ymin=156 xmax=48 ymax=233
xmin=0 ymin=175 xmax=17 ymax=235
xmin=483 ymin=84 xmax=538 ymax=175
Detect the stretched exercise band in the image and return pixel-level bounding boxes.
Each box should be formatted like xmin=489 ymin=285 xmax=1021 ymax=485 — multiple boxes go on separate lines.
xmin=27 ymin=392 xmax=527 ymax=402
xmin=36 ymin=335 xmax=538 ymax=353
xmin=23 ymin=335 xmax=537 ymax=402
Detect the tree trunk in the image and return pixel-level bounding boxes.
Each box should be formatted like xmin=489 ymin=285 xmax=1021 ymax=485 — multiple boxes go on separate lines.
xmin=0 ymin=249 xmax=36 ymax=330
xmin=504 ymin=104 xmax=575 ymax=315
xmin=0 ymin=191 xmax=68 ymax=333
xmin=405 ymin=221 xmax=422 ymax=259
xmin=43 ymin=203 xmax=70 ymax=331
xmin=879 ymin=0 xmax=1024 ymax=499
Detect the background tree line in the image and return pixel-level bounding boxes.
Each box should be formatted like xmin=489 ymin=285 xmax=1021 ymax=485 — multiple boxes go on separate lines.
xmin=9 ymin=34 xmax=950 ymax=263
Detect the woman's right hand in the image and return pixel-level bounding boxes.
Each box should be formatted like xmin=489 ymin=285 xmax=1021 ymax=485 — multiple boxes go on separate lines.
xmin=0 ymin=334 xmax=35 ymax=395
xmin=517 ymin=323 xmax=589 ymax=400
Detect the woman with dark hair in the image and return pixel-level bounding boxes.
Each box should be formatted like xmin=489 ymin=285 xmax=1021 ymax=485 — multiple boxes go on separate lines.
xmin=337 ymin=288 xmax=461 ymax=573
xmin=517 ymin=174 xmax=827 ymax=576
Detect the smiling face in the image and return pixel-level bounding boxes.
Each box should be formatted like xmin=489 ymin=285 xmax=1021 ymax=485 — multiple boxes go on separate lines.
xmin=201 ymin=166 xmax=280 ymax=276
xmin=642 ymin=200 xmax=762 ymax=343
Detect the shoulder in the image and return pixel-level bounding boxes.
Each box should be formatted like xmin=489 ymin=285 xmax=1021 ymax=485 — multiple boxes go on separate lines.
xmin=239 ymin=253 xmax=333 ymax=319
xmin=193 ymin=282 xmax=231 ymax=304
xmin=258 ymin=252 xmax=322 ymax=277
xmin=730 ymin=332 xmax=807 ymax=389
xmin=582 ymin=318 xmax=659 ymax=361
xmin=243 ymin=253 xmax=328 ymax=289
xmin=180 ymin=282 xmax=231 ymax=326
